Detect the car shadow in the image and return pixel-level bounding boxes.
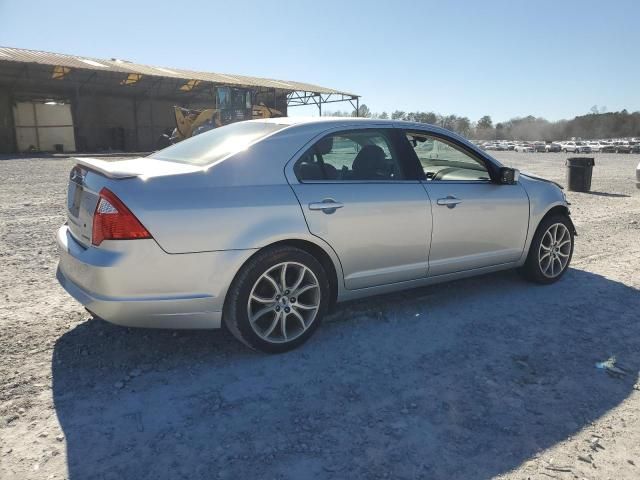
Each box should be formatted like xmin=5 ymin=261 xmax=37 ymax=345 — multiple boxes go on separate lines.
xmin=583 ymin=191 xmax=630 ymax=198
xmin=52 ymin=268 xmax=640 ymax=479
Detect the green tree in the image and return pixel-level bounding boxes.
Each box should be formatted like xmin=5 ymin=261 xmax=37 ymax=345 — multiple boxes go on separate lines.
xmin=391 ymin=110 xmax=406 ymax=120
xmin=477 ymin=115 xmax=493 ymax=130
xmin=353 ymin=104 xmax=371 ymax=118
xmin=422 ymin=112 xmax=438 ymax=124
xmin=441 ymin=115 xmax=458 ymax=131
xmin=455 ymin=117 xmax=471 ymax=136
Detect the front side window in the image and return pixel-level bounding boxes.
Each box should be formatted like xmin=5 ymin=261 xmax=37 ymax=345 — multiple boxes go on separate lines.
xmin=294 ymin=130 xmax=404 ymax=182
xmin=406 ymin=132 xmax=490 ymax=182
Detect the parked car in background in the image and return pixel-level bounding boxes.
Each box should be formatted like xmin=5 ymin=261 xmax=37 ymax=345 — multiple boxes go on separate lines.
xmin=575 ymin=142 xmax=592 ymax=153
xmin=533 ymin=142 xmax=547 ymax=152
xmin=55 ymin=118 xmax=576 ymax=352
xmin=587 ymin=141 xmax=602 ymax=152
xmin=615 ymin=141 xmax=632 ymax=153
xmin=629 ymin=142 xmax=640 ymax=154
xmin=515 ymin=143 xmax=535 ymax=152
xmin=562 ymin=141 xmax=591 ymax=153
xmin=599 ymin=142 xmax=616 ymax=153
xmin=545 ymin=142 xmax=562 ymax=152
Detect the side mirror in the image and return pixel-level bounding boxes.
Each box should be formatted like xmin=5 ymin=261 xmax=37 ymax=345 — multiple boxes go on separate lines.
xmin=498 ymin=167 xmax=519 ymax=185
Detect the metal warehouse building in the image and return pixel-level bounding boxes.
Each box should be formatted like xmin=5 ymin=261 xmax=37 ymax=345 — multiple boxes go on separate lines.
xmin=0 ymin=46 xmax=359 ymax=154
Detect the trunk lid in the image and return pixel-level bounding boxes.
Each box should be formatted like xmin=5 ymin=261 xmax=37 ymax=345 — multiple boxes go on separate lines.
xmin=65 ymin=157 xmax=202 ymax=247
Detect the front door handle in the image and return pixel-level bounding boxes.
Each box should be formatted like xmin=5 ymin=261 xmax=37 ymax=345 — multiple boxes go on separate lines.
xmin=309 ymin=199 xmax=344 ymax=213
xmin=436 ymin=196 xmax=462 ymax=208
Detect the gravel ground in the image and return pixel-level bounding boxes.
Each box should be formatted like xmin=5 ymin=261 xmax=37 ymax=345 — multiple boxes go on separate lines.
xmin=1 ymin=152 xmax=639 ymax=480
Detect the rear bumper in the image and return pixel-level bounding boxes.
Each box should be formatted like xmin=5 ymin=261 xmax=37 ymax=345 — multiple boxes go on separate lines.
xmin=56 ymin=225 xmax=255 ymax=329
xmin=56 ymin=266 xmax=223 ymax=328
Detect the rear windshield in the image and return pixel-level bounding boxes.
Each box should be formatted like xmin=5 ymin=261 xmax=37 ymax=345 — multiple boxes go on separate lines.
xmin=149 ymin=121 xmax=286 ymax=166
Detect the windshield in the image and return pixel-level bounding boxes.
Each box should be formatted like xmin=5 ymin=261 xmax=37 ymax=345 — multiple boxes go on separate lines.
xmin=149 ymin=121 xmax=286 ymax=166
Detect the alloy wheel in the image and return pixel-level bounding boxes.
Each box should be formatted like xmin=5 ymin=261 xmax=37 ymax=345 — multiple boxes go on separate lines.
xmin=247 ymin=262 xmax=321 ymax=343
xmin=538 ymin=223 xmax=572 ymax=278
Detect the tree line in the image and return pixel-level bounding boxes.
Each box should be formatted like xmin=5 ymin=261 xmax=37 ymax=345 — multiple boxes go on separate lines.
xmin=324 ymin=105 xmax=640 ymax=141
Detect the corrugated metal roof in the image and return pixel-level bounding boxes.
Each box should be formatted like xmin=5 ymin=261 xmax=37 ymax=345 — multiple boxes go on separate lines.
xmin=0 ymin=46 xmax=357 ymax=97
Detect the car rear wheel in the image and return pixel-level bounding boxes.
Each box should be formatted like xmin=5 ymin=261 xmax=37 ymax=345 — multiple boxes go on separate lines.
xmin=520 ymin=214 xmax=574 ymax=284
xmin=224 ymin=246 xmax=330 ymax=353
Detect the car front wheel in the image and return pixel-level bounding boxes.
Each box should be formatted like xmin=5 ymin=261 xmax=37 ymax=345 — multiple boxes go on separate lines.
xmin=224 ymin=246 xmax=330 ymax=353
xmin=521 ymin=214 xmax=574 ymax=284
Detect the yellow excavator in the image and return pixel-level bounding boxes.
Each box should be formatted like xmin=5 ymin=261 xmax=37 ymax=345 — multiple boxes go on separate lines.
xmin=167 ymin=103 xmax=283 ymax=144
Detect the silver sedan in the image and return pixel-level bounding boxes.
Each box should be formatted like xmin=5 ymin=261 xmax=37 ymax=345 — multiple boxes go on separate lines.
xmin=57 ymin=118 xmax=576 ymax=352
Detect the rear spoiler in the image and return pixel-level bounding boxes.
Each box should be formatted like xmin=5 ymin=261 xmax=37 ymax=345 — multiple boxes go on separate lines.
xmin=73 ymin=157 xmax=143 ymax=179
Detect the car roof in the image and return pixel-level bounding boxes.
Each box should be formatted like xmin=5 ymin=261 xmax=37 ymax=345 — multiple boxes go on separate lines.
xmin=255 ymin=116 xmax=454 ymax=129
xmin=251 ymin=116 xmax=503 ymax=168
xmin=254 ymin=116 xmax=385 ymax=127
xmin=255 ymin=116 xmax=467 ymax=139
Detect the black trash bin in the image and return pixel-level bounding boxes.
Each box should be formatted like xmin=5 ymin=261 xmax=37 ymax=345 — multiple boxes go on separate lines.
xmin=566 ymin=157 xmax=595 ymax=192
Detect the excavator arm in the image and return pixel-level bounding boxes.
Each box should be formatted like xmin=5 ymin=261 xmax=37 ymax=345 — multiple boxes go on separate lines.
xmin=170 ymin=102 xmax=282 ymax=143
xmin=173 ymin=107 xmax=221 ymax=140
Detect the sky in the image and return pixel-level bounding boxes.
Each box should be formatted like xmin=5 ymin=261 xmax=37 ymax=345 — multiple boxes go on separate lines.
xmin=1 ymin=0 xmax=639 ymax=123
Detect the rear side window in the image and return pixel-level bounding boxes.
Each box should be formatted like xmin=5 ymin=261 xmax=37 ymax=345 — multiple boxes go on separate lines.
xmin=149 ymin=121 xmax=286 ymax=166
xmin=294 ymin=130 xmax=404 ymax=181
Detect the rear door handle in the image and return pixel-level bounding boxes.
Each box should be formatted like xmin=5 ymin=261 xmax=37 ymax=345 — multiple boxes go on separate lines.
xmin=309 ymin=199 xmax=344 ymax=213
xmin=436 ymin=196 xmax=462 ymax=208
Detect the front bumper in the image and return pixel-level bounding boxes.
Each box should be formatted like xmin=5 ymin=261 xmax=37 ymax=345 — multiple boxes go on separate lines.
xmin=56 ymin=225 xmax=255 ymax=329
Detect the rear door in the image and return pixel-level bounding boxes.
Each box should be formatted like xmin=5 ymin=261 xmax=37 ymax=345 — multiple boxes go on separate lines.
xmin=288 ymin=127 xmax=432 ymax=290
xmin=402 ymin=130 xmax=529 ymax=276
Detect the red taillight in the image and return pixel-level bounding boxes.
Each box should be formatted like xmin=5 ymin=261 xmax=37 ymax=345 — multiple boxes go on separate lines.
xmin=92 ymin=188 xmax=151 ymax=246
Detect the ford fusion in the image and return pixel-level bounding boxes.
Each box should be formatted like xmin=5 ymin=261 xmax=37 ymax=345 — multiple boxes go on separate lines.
xmin=57 ymin=118 xmax=576 ymax=352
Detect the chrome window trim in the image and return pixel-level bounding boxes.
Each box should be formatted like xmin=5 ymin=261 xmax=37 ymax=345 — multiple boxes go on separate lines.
xmin=294 ymin=179 xmax=422 ymax=185
xmin=421 ymin=179 xmax=493 ymax=185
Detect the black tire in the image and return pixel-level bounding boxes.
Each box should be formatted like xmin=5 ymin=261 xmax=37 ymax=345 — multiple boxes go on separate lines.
xmin=520 ymin=214 xmax=574 ymax=284
xmin=223 ymin=245 xmax=330 ymax=353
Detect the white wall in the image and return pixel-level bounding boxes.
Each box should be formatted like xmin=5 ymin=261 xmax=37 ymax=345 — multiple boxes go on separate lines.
xmin=13 ymin=102 xmax=76 ymax=152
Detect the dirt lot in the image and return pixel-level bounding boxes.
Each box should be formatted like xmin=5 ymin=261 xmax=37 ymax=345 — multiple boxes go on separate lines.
xmin=1 ymin=152 xmax=639 ymax=480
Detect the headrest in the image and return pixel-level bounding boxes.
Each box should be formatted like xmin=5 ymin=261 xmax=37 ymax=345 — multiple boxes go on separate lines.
xmin=352 ymin=145 xmax=386 ymax=173
xmin=315 ymin=136 xmax=334 ymax=156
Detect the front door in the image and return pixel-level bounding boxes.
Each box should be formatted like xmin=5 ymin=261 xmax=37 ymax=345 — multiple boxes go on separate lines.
xmin=403 ymin=130 xmax=529 ymax=276
xmin=289 ymin=128 xmax=432 ymax=290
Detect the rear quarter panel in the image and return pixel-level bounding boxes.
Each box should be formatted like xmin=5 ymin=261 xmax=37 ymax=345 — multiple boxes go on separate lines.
xmin=108 ymin=128 xmax=329 ymax=254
